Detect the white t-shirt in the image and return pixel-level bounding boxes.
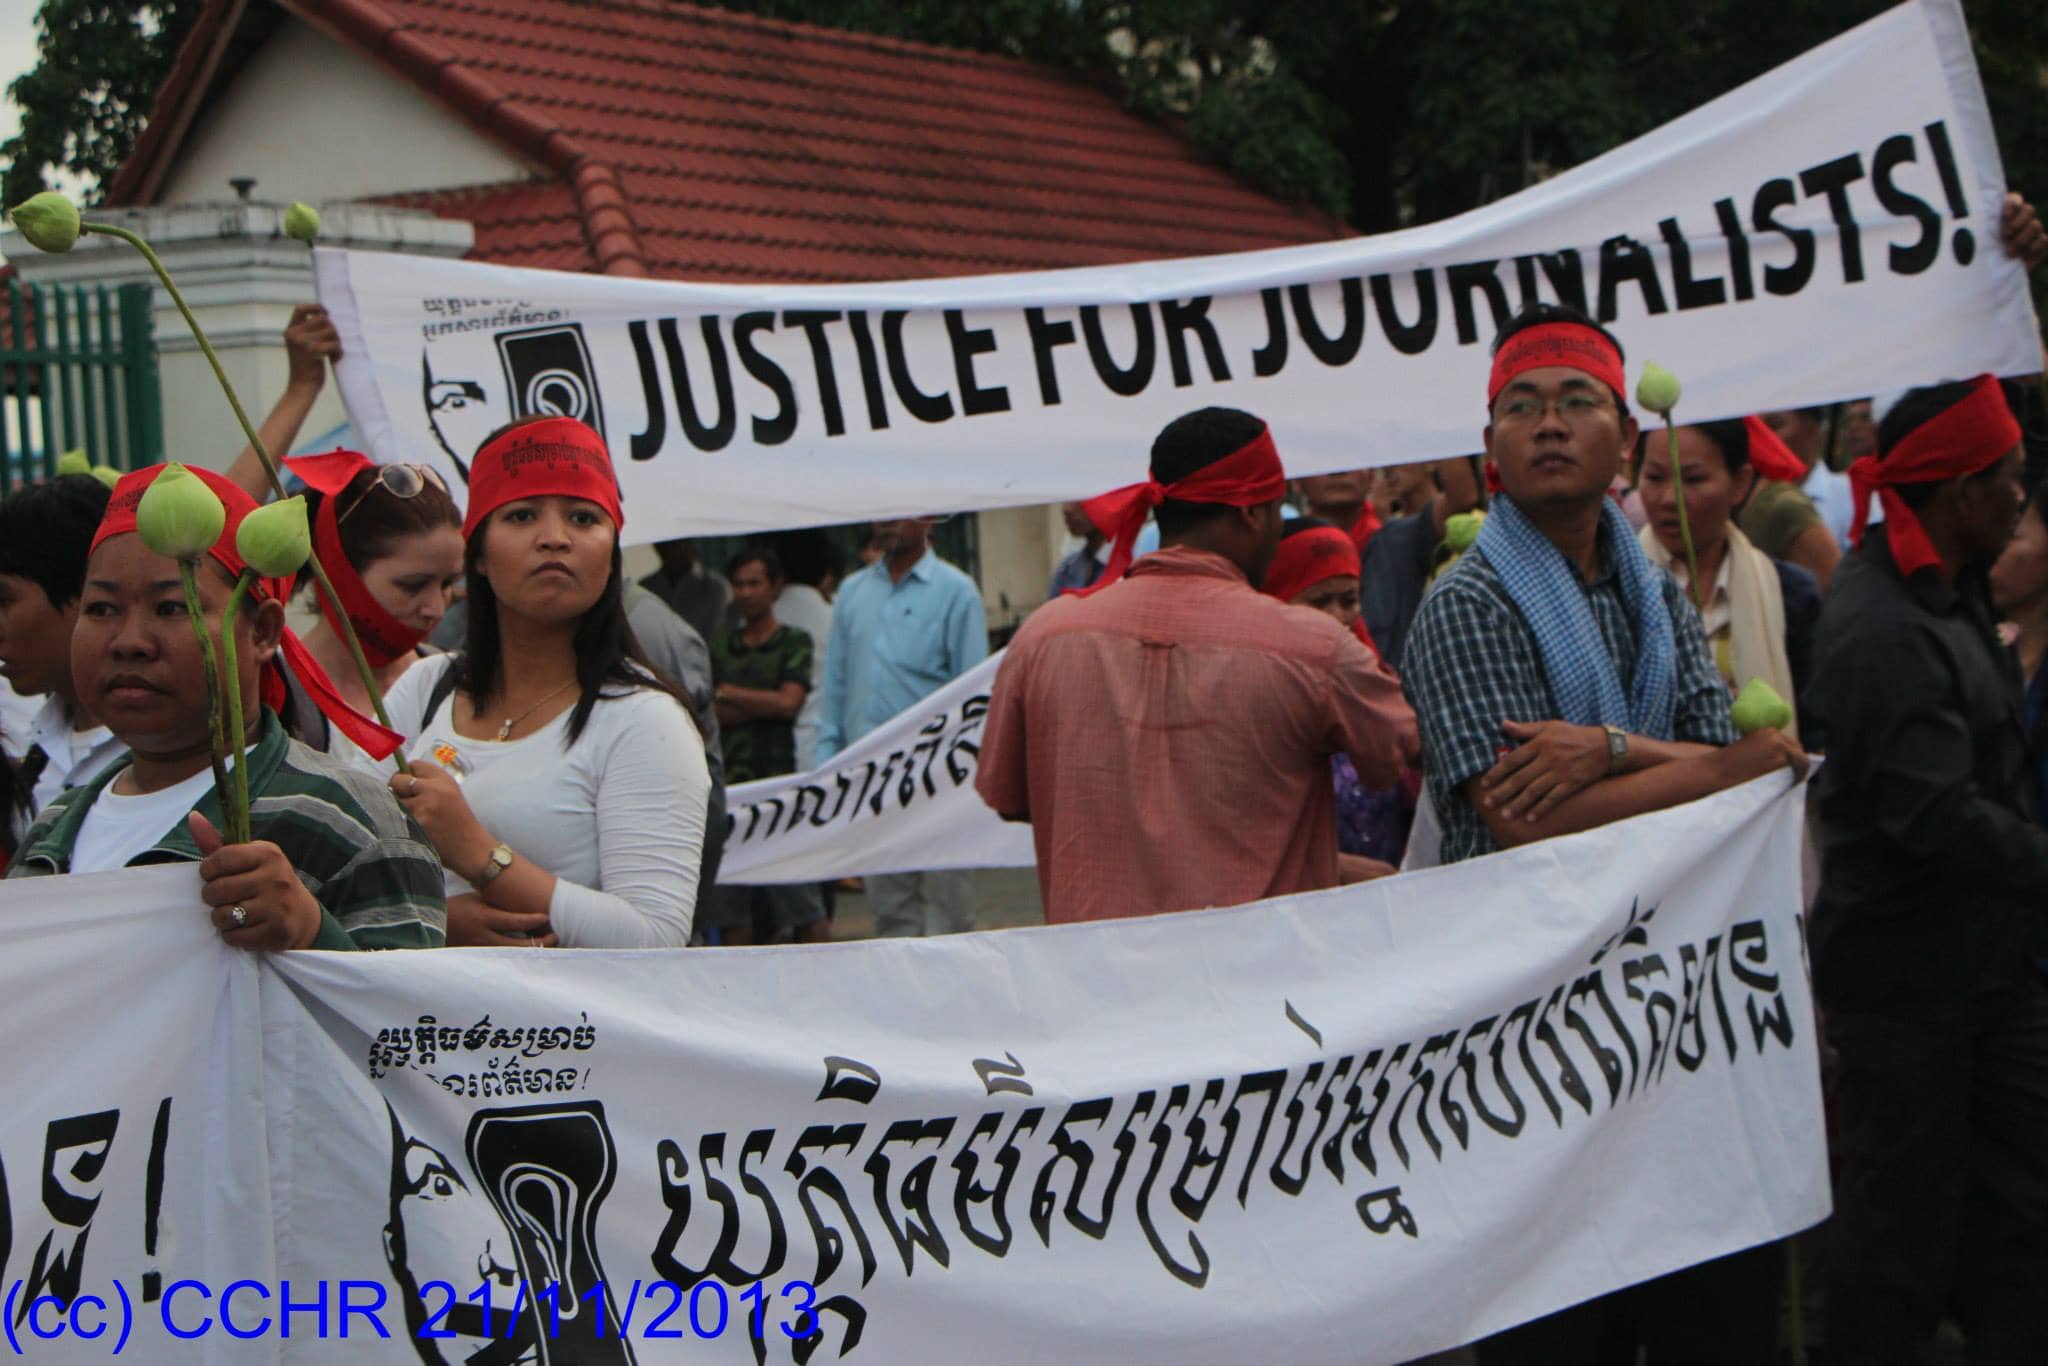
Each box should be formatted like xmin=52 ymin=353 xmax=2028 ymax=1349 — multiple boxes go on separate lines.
xmin=382 ymin=654 xmax=709 ymax=947
xmin=69 ymin=767 xmax=218 ymax=874
xmin=775 ymin=584 xmax=833 ymax=771
xmin=0 ymin=674 xmax=38 ymax=758
xmin=23 ymin=693 xmax=127 ymax=815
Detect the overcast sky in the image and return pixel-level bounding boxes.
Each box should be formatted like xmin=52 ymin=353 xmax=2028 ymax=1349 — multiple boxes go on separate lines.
xmin=0 ymin=0 xmax=40 ymax=148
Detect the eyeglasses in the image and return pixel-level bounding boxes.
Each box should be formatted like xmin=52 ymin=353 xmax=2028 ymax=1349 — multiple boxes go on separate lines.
xmin=1491 ymin=392 xmax=1615 ymax=425
xmin=336 ymin=463 xmax=450 ymax=526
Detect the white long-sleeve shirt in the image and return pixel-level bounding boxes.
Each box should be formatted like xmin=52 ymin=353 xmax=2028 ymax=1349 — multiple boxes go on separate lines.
xmin=384 ymin=654 xmax=709 ymax=947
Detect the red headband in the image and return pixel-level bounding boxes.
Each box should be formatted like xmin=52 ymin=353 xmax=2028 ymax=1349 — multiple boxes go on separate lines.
xmin=1741 ymin=417 xmax=1810 ymax=484
xmin=285 ymin=450 xmax=430 ymax=668
xmin=1070 ymin=426 xmax=1287 ymax=595
xmin=91 ymin=464 xmax=403 ymax=760
xmin=1259 ymin=524 xmax=1383 ymax=655
xmin=1849 ymin=374 xmax=2020 ymax=577
xmin=463 ymin=417 xmax=622 ymax=540
xmin=1261 ymin=525 xmax=1360 ymax=604
xmin=1488 ymin=322 xmax=1626 ymax=406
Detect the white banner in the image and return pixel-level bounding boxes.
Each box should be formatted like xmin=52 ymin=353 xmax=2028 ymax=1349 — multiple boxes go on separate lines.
xmin=0 ymin=777 xmax=1826 ymax=1362
xmin=717 ymin=652 xmax=1028 ymax=884
xmin=317 ymin=0 xmax=2037 ymax=543
xmin=0 ymin=869 xmax=273 ymax=1362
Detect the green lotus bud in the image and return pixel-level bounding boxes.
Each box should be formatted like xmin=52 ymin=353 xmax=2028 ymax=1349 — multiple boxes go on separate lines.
xmin=235 ymin=495 xmax=312 ymax=577
xmin=55 ymin=449 xmax=91 ymax=476
xmin=8 ymin=191 xmax=81 ymax=253
xmin=1634 ymin=362 xmax=1681 ymax=416
xmin=1729 ymin=677 xmax=1794 ymax=736
xmin=1443 ymin=510 xmax=1484 ymax=554
xmin=89 ymin=464 xmax=121 ymax=490
xmin=135 ymin=462 xmax=226 ymax=561
xmin=283 ymin=202 xmax=321 ymax=243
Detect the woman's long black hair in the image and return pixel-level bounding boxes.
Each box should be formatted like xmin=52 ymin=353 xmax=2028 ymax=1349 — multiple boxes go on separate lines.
xmin=455 ymin=416 xmax=691 ymax=746
xmin=2 ymin=750 xmax=29 ymax=861
xmin=458 ymin=532 xmax=692 ymax=747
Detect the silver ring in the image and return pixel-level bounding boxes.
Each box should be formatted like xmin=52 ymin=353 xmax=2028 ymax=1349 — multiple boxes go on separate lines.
xmin=230 ymin=905 xmax=248 ymax=928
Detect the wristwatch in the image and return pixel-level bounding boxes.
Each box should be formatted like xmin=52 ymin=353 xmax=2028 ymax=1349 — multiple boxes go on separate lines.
xmin=1602 ymin=725 xmax=1629 ymax=775
xmin=472 ymin=842 xmax=515 ymax=888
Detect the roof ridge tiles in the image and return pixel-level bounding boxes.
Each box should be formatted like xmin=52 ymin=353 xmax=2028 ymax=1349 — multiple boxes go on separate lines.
xmin=618 ymin=178 xmax=1312 ymax=234
xmin=595 ymin=144 xmax=1300 ymax=215
xmin=622 ymin=194 xmax=1310 ymax=248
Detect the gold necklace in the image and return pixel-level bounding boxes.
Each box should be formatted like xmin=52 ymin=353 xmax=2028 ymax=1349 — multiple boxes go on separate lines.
xmin=492 ymin=678 xmax=578 ymax=740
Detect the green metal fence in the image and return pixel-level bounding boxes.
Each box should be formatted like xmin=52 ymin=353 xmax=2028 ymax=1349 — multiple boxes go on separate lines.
xmin=1 ymin=279 xmax=163 ymax=495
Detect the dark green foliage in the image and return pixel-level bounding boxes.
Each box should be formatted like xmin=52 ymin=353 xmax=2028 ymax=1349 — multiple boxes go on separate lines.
xmin=705 ymin=0 xmax=2046 ymax=276
xmin=3 ymin=0 xmax=204 ymax=209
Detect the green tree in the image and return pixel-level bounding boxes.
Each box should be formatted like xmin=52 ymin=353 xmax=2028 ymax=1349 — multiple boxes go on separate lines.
xmin=2 ymin=0 xmax=204 ymax=209
xmin=705 ymin=0 xmax=2047 ymax=265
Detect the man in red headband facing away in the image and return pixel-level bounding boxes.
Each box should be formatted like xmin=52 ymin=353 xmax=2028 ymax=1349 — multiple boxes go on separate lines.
xmin=975 ymin=407 xmax=1416 ymax=924
xmin=1807 ymin=376 xmax=2047 ymax=1366
xmin=1401 ymin=304 xmax=1809 ymax=1362
xmin=7 ymin=464 xmax=445 ymax=953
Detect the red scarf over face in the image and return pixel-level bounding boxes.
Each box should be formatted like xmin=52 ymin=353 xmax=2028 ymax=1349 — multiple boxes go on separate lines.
xmin=1740 ymin=416 xmax=1810 ymax=484
xmin=463 ymin=417 xmax=623 ymax=540
xmin=1259 ymin=524 xmax=1381 ymax=654
xmin=284 ymin=450 xmax=432 ymax=668
xmin=1071 ymin=425 xmax=1288 ymax=595
xmin=1849 ymin=374 xmax=2021 ymax=576
xmin=91 ymin=464 xmax=404 ymax=759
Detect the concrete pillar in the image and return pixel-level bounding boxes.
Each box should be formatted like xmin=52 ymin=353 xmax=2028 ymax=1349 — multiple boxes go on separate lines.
xmin=2 ymin=200 xmax=472 ymax=474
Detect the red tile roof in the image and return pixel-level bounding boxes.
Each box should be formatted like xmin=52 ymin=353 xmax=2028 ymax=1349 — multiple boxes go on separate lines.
xmin=108 ymin=0 xmax=1348 ymax=282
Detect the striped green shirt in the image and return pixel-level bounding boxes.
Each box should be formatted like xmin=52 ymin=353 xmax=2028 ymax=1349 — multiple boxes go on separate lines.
xmin=8 ymin=711 xmax=445 ymax=950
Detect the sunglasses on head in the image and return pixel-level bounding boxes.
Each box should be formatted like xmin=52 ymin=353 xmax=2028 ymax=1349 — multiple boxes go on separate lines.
xmin=336 ymin=463 xmax=450 ymax=526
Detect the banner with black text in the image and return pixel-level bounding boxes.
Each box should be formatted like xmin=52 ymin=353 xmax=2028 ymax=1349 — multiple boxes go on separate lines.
xmin=1 ymin=777 xmax=1825 ymax=1362
xmin=318 ymin=0 xmax=2037 ymax=542
xmin=716 ymin=651 xmax=1027 ymax=885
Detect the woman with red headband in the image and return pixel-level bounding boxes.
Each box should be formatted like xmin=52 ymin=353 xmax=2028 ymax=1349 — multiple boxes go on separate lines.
xmin=6 ymin=463 xmax=444 ymax=951
xmin=1259 ymin=518 xmax=1412 ymax=878
xmin=380 ymin=416 xmax=711 ymax=949
xmin=266 ymin=450 xmax=463 ymax=770
xmin=1633 ymin=417 xmax=1823 ymax=746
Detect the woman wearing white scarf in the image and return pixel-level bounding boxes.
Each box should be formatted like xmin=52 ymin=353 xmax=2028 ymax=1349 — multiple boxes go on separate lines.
xmin=1636 ymin=418 xmax=1824 ymax=748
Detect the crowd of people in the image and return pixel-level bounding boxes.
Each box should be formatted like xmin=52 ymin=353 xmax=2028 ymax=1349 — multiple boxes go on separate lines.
xmin=2 ymin=195 xmax=2046 ymax=1364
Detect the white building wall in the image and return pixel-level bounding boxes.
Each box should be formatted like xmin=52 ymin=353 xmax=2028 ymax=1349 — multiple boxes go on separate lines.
xmin=2 ymin=203 xmax=474 ymax=475
xmin=160 ymin=18 xmax=536 ymax=205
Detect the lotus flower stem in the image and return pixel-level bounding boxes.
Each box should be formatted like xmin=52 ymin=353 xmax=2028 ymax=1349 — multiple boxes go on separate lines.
xmin=177 ymin=560 xmax=235 ymax=825
xmin=1664 ymin=423 xmax=1706 ymax=612
xmin=82 ymin=218 xmax=407 ymax=768
xmin=218 ymin=570 xmax=259 ymax=845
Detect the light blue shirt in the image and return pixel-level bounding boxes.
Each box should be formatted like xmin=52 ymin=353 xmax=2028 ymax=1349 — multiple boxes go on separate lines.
xmin=1803 ymin=460 xmax=1859 ymax=549
xmin=816 ymin=549 xmax=989 ymax=760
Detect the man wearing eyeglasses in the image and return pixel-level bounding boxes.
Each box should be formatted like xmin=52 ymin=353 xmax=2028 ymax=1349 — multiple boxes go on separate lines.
xmin=1401 ymin=303 xmax=1806 ymax=878
xmin=1399 ymin=306 xmax=1810 ymax=1359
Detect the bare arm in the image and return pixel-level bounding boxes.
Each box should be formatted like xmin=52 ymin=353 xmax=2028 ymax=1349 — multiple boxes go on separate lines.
xmin=1780 ymin=523 xmax=1840 ymax=593
xmin=224 ymin=304 xmax=340 ymax=499
xmin=1481 ymin=719 xmax=1719 ymax=822
xmin=1470 ymin=728 xmax=1806 ymax=850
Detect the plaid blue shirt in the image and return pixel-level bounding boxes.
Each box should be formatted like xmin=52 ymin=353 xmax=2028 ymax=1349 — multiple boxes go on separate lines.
xmin=1402 ymin=526 xmax=1736 ymax=863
